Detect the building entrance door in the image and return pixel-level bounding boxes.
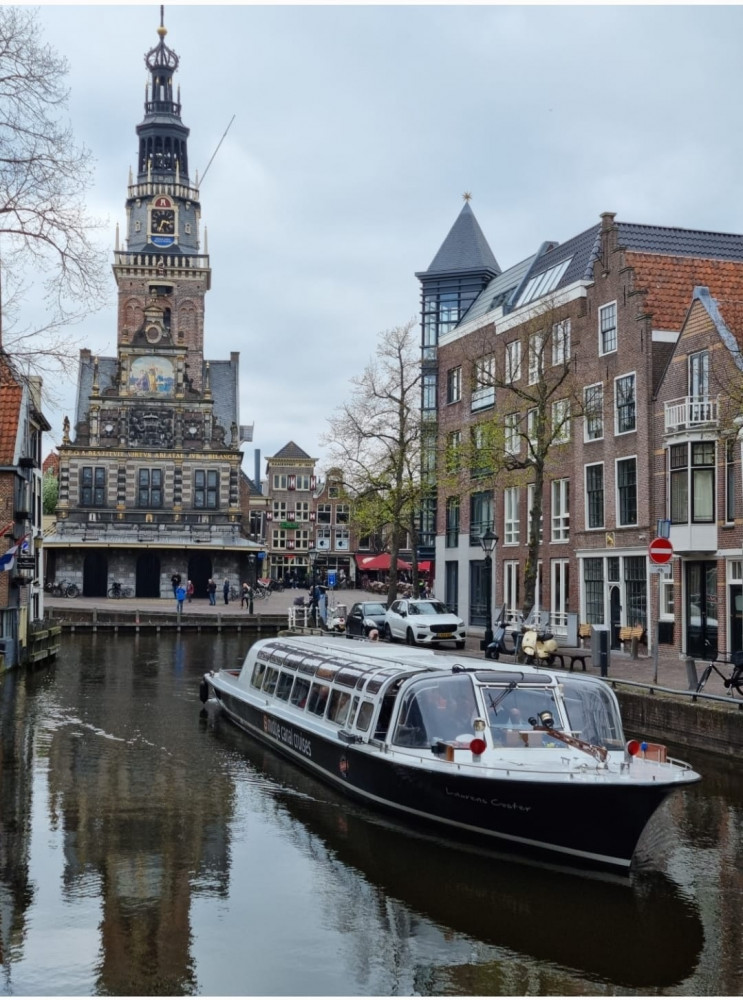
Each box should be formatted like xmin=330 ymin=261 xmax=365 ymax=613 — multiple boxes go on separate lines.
xmin=610 ymin=585 xmax=622 ymax=649
xmin=136 ymin=552 xmax=161 ymax=598
xmin=83 ymin=551 xmax=108 ymax=597
xmin=730 ymin=583 xmax=742 ymax=656
xmin=685 ymin=560 xmax=718 ymax=659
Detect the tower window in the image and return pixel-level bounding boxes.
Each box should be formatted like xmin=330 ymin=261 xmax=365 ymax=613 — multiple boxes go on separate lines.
xmin=194 ymin=470 xmax=219 ymax=509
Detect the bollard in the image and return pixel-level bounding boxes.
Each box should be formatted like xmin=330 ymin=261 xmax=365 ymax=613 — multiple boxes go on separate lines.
xmin=685 ymin=657 xmax=699 ymax=691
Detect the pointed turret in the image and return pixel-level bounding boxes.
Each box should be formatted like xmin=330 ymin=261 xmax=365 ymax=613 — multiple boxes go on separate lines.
xmin=136 ymin=6 xmax=190 ymax=183
xmin=420 ymin=200 xmax=501 ymax=279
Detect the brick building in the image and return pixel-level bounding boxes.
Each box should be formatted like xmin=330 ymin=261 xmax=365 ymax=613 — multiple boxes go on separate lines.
xmin=0 ymin=357 xmax=50 ymax=666
xmin=44 ymin=17 xmax=258 ymax=599
xmin=421 ymin=204 xmax=743 ymax=657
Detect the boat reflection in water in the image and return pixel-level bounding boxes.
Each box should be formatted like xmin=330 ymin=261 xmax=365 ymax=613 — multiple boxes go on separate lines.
xmin=202 ymin=705 xmax=703 ymax=992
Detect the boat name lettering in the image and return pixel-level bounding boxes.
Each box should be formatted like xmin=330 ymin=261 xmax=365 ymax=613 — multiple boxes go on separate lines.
xmin=263 ymin=715 xmax=312 ymax=758
xmin=445 ymin=787 xmax=531 ymax=812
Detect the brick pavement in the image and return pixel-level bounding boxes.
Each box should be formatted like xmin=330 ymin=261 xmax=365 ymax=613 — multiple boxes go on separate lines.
xmin=44 ymin=587 xmax=737 ymax=701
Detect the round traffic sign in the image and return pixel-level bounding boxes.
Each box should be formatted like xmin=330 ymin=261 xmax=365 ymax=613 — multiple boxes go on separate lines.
xmin=648 ymin=537 xmax=673 ymax=564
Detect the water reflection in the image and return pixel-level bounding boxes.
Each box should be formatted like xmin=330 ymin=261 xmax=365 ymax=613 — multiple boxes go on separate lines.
xmin=0 ymin=633 xmax=739 ymax=995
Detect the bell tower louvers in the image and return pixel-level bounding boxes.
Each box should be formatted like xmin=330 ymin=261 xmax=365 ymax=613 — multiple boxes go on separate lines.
xmin=49 ymin=11 xmax=254 ymax=601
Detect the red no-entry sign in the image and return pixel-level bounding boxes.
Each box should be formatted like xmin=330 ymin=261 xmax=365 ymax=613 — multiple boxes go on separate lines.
xmin=648 ymin=537 xmax=674 ymax=564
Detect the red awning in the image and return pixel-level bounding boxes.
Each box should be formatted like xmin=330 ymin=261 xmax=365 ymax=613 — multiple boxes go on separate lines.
xmin=418 ymin=561 xmax=432 ymax=573
xmin=356 ymin=554 xmax=411 ymax=572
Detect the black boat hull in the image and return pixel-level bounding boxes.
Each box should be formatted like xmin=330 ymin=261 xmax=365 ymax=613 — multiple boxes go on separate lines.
xmin=213 ymin=687 xmax=678 ymax=870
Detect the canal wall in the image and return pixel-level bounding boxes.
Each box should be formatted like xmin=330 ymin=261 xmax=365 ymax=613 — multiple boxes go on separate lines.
xmin=614 ymin=687 xmax=743 ymax=760
xmin=45 ymin=605 xmax=286 ymax=634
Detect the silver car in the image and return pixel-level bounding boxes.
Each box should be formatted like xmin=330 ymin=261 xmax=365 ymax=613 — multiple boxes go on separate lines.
xmin=383 ymin=598 xmax=466 ymax=649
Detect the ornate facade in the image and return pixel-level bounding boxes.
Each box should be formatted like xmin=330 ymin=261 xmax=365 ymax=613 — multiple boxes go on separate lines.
xmin=46 ymin=16 xmax=257 ymax=599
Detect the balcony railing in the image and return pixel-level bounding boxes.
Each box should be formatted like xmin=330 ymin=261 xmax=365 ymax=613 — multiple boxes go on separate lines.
xmin=665 ymin=395 xmax=718 ymax=433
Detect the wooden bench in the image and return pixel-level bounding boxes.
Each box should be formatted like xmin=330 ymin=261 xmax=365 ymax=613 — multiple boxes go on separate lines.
xmin=619 ymin=624 xmax=646 ymax=659
xmin=552 ymin=647 xmax=591 ymax=672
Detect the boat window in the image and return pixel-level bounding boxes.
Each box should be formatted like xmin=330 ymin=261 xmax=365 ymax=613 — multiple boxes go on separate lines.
xmin=285 ymin=653 xmax=304 ymax=670
xmin=481 ymin=684 xmax=562 ymax=748
xmin=392 ymin=675 xmax=478 ymax=747
xmin=316 ymin=663 xmax=340 ymax=681
xmin=347 ymin=695 xmax=360 ymax=727
xmin=336 ymin=668 xmax=364 ymax=688
xmin=366 ymin=668 xmax=402 ymax=695
xmin=559 ymin=679 xmax=624 ymax=749
xmin=263 ymin=666 xmax=280 ymax=695
xmin=307 ymin=683 xmax=330 ymax=717
xmin=297 ymin=656 xmax=323 ymax=676
xmin=328 ymin=689 xmax=352 ymax=726
xmin=290 ymin=677 xmax=311 ymax=709
xmin=269 ymin=649 xmax=288 ymax=666
xmin=275 ymin=672 xmax=294 ymax=701
xmin=355 ymin=700 xmax=374 ymax=732
xmin=251 ymin=661 xmax=268 ymax=689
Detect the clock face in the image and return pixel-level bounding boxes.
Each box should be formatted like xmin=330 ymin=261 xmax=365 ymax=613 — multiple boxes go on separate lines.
xmin=151 ymin=208 xmax=175 ymax=234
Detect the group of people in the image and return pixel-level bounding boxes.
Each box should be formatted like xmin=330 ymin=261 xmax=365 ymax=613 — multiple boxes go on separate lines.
xmin=171 ymin=572 xmax=242 ymax=609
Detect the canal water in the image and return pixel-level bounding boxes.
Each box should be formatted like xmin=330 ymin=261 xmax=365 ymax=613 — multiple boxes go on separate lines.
xmin=0 ymin=632 xmax=741 ymax=996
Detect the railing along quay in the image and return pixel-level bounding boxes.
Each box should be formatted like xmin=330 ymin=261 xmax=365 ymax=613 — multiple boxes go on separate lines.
xmin=46 ymin=605 xmax=286 ymax=634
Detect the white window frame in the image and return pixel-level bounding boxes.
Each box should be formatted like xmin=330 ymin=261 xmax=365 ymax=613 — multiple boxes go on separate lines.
xmin=503 ymin=560 xmax=520 ymax=622
xmin=472 ymin=355 xmax=495 ymax=411
xmin=273 ymin=500 xmax=287 ymax=520
xmin=552 ymin=319 xmax=571 ymax=366
xmin=504 ymin=487 xmax=520 ymax=545
xmin=272 ymin=528 xmax=287 ymax=549
xmin=599 ymin=301 xmax=618 ymax=356
xmin=295 ymin=500 xmax=310 ymax=521
xmin=616 ymin=456 xmax=638 ymax=527
xmin=584 ymin=382 xmax=604 ymax=442
xmin=552 ymin=398 xmax=571 ymax=444
xmin=335 ymin=528 xmax=350 ymax=551
xmin=584 ymin=462 xmax=605 ymax=530
xmin=272 ymin=473 xmax=288 ymax=490
xmin=446 ymin=366 xmax=462 ymax=404
xmin=505 ymin=413 xmax=520 ymax=456
xmin=614 ymin=372 xmax=637 ymax=435
xmin=296 ymin=474 xmax=311 ymax=491
xmin=528 ymin=332 xmax=545 ymax=386
xmin=526 ymin=408 xmax=538 ymax=450
xmin=551 ymin=558 xmax=570 ymax=630
xmin=505 ymin=340 xmax=522 ymax=383
xmin=295 ymin=529 xmax=310 ymax=550
xmin=551 ymin=477 xmax=570 ymax=542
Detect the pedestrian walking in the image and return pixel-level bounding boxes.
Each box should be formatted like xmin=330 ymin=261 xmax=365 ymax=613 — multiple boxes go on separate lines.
xmin=186 ymin=579 xmax=194 ymax=603
xmin=223 ymin=578 xmax=230 ymax=605
xmin=175 ymin=584 xmax=186 ymax=612
xmin=241 ymin=582 xmax=250 ymax=608
xmin=207 ymin=578 xmax=217 ymax=606
xmin=171 ymin=572 xmax=181 ymax=597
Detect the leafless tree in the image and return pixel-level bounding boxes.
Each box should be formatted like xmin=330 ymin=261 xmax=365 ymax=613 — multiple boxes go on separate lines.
xmin=323 ymin=320 xmax=423 ymax=605
xmin=0 ymin=7 xmax=106 ymax=385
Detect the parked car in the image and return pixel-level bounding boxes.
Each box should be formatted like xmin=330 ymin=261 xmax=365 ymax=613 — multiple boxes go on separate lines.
xmin=383 ymin=598 xmax=466 ymax=649
xmin=345 ymin=601 xmax=388 ymax=638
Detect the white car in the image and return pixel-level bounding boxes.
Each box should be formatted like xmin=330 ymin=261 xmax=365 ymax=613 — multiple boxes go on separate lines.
xmin=383 ymin=598 xmax=466 ymax=649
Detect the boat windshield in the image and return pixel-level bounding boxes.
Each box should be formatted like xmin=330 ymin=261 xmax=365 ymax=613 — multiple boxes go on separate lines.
xmin=481 ymin=683 xmax=565 ymax=747
xmin=559 ymin=678 xmax=625 ymax=750
xmin=392 ymin=674 xmax=479 ymax=747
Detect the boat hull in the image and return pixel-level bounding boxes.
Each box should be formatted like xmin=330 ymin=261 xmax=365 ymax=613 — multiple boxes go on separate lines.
xmin=212 ymin=685 xmax=685 ymax=870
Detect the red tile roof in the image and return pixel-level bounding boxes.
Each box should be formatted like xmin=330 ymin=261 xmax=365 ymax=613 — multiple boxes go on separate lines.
xmin=0 ymin=360 xmax=22 ymax=465
xmin=627 ymin=253 xmax=743 ymax=332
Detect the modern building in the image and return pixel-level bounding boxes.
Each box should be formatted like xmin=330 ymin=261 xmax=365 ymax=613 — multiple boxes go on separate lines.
xmin=45 ymin=16 xmax=258 ymax=599
xmin=420 ymin=203 xmax=743 ymax=658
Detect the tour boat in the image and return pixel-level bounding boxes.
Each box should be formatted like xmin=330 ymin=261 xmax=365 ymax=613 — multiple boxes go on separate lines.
xmin=200 ymin=634 xmax=701 ymax=870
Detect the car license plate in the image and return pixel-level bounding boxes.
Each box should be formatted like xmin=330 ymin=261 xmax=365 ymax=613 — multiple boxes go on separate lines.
xmin=439 ymin=632 xmax=453 ymax=639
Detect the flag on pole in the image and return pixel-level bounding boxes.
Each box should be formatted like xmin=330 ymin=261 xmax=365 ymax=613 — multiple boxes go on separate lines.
xmin=0 ymin=535 xmax=28 ymax=572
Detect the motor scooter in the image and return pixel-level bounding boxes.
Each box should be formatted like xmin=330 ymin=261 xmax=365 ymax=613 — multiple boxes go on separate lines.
xmin=484 ymin=604 xmax=511 ymax=659
xmin=520 ymin=622 xmax=558 ymax=666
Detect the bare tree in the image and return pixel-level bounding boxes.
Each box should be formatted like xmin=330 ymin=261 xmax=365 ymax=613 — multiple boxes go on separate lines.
xmin=440 ymin=298 xmax=580 ymax=618
xmin=0 ymin=7 xmax=106 ymax=381
xmin=323 ymin=320 xmax=422 ymax=605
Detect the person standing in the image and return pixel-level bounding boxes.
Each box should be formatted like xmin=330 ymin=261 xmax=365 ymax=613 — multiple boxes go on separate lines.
xmin=175 ymin=584 xmax=186 ymax=612
xmin=223 ymin=578 xmax=230 ymax=605
xmin=171 ymin=572 xmax=181 ymax=597
xmin=186 ymin=579 xmax=194 ymax=603
xmin=207 ymin=578 xmax=217 ymax=606
xmin=241 ymin=582 xmax=250 ymax=608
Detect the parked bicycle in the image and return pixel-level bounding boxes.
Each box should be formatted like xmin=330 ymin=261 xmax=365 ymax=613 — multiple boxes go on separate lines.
xmin=44 ymin=579 xmax=80 ymax=598
xmin=695 ymin=651 xmax=743 ymax=697
xmin=108 ymin=580 xmax=133 ymax=599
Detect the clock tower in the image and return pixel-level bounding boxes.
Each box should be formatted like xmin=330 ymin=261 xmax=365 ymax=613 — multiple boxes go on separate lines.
xmin=49 ymin=12 xmax=257 ymax=600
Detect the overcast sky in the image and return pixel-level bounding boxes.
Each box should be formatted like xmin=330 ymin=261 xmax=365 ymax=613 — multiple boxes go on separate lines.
xmin=26 ymin=2 xmax=743 ymax=479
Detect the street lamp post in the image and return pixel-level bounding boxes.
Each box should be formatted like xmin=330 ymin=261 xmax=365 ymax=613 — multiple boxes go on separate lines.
xmin=308 ymin=547 xmax=318 ymax=626
xmin=479 ymin=528 xmax=498 ymax=650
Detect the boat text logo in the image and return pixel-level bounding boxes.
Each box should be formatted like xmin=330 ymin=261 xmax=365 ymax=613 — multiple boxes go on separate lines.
xmin=264 ymin=715 xmax=312 ymax=758
xmin=445 ymin=787 xmax=532 ymax=812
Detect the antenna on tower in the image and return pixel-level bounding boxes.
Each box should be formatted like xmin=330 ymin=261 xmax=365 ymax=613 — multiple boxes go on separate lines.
xmin=200 ymin=115 xmax=236 ymax=186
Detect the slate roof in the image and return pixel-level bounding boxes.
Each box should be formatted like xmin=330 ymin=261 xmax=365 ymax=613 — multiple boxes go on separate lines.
xmin=75 ymin=354 xmax=238 ymax=436
xmin=269 ymin=441 xmax=314 ymax=461
xmin=457 ymin=216 xmax=743 ymax=330
xmin=240 ymin=469 xmax=264 ymax=496
xmin=420 ymin=202 xmax=501 ymax=277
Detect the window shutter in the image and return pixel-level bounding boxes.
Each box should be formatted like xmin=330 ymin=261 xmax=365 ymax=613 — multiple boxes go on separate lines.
xmin=288 ymin=475 xmax=296 ymax=490
xmin=310 ymin=476 xmax=316 ymax=490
